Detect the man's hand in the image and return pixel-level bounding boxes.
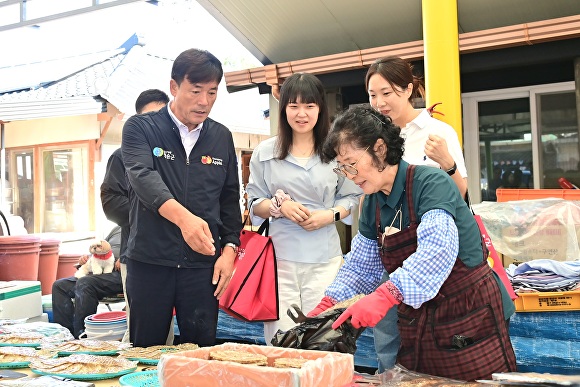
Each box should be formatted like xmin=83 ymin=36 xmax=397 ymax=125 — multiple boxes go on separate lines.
xmin=280 ymin=200 xmax=311 ymax=223
xmin=212 ymin=247 xmax=236 ymax=299
xmin=77 ymin=255 xmax=89 ymax=266
xmin=158 ymin=199 xmax=215 ymax=256
xmin=114 ymin=259 xmax=121 ymax=271
xmin=180 ymin=212 xmax=216 ymax=256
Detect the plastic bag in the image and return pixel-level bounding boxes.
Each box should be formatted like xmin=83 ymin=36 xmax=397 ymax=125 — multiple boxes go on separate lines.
xmin=472 ymin=198 xmax=580 ymax=262
xmin=377 ymin=364 xmax=486 ymax=386
xmin=0 ymin=322 xmax=74 ymax=345
xmin=270 ymin=305 xmax=365 ymax=354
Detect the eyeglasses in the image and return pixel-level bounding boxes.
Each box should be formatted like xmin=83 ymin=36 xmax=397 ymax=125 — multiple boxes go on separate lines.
xmin=333 ymin=146 xmax=370 ymax=177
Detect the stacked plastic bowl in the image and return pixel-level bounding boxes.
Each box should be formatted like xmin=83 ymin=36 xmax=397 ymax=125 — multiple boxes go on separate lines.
xmin=83 ymin=311 xmax=127 ymax=341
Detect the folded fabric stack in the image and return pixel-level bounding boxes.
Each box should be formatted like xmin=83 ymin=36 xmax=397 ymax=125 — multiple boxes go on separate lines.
xmin=506 ymin=259 xmax=580 ymax=293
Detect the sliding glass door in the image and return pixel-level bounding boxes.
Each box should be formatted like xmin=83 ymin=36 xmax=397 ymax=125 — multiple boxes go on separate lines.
xmin=463 ymin=82 xmax=578 ymax=203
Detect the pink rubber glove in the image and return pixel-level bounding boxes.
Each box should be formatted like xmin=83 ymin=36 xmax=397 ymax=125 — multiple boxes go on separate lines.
xmin=332 ymin=284 xmax=401 ymax=329
xmin=307 ymin=296 xmax=336 ymax=317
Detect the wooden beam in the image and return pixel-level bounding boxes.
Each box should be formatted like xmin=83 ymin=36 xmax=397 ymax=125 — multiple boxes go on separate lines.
xmin=95 ymin=116 xmax=113 ymax=151
xmin=225 ymin=15 xmax=580 ymax=88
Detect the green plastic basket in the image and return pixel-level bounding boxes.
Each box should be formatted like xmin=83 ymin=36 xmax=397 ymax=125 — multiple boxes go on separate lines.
xmin=118 ymin=370 xmax=160 ymax=387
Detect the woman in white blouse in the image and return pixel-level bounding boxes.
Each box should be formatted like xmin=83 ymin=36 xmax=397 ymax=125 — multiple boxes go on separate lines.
xmin=246 ymin=73 xmax=362 ymax=344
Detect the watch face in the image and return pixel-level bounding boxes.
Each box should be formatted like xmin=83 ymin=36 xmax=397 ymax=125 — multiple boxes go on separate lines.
xmin=334 ymin=210 xmax=340 ymax=222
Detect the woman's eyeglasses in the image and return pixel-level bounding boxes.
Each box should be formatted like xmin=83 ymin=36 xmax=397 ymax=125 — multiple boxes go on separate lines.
xmin=333 ymin=146 xmax=370 ymax=177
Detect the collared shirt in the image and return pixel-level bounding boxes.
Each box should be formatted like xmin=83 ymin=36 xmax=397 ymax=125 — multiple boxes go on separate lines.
xmin=325 ymin=161 xmax=484 ymax=309
xmin=167 ymin=101 xmax=202 ymax=158
xmin=246 ymin=136 xmax=363 ymax=264
xmin=401 ymin=109 xmax=468 ymax=178
xmin=326 ymin=210 xmax=458 ymax=308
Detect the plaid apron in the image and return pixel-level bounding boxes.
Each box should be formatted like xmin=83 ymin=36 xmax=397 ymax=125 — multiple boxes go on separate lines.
xmin=376 ymin=165 xmax=516 ymax=381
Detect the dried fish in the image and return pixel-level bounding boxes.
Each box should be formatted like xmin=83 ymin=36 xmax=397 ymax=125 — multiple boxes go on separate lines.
xmin=119 ymin=343 xmax=198 ymax=360
xmin=29 ymin=354 xmax=137 ymax=374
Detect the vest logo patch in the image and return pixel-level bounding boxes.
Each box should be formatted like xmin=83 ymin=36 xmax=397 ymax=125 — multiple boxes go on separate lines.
xmin=153 ymin=147 xmax=175 ymax=161
xmin=201 ymin=155 xmax=223 ymax=166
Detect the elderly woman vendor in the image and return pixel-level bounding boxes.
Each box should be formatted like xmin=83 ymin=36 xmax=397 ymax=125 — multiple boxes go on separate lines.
xmin=308 ymin=106 xmax=516 ymax=381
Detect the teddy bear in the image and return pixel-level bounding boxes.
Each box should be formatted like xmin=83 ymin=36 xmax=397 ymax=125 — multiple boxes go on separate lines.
xmin=74 ymin=239 xmax=115 ymax=278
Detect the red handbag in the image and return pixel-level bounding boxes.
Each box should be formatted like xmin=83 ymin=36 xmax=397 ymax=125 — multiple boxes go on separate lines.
xmin=219 ymin=219 xmax=279 ymax=322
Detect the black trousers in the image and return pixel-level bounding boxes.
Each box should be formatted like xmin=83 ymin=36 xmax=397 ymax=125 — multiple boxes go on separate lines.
xmin=52 ymin=272 xmax=123 ymax=338
xmin=126 ymin=259 xmax=218 ymax=347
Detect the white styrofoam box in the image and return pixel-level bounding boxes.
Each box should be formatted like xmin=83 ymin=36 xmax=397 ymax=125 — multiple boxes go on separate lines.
xmin=26 ymin=312 xmax=49 ymax=323
xmin=0 ymin=280 xmax=43 ymax=320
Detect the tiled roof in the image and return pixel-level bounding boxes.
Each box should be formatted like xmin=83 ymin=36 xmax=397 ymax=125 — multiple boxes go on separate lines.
xmin=0 ymin=35 xmax=269 ymax=134
xmin=100 ymin=45 xmax=174 ymax=117
xmin=0 ymin=52 xmax=124 ymax=102
xmin=0 ymin=35 xmax=174 ymax=121
xmin=0 ymin=49 xmax=124 ymax=94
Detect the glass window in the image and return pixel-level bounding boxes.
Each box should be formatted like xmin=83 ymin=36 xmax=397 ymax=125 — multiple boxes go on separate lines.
xmin=479 ymin=98 xmax=532 ymax=201
xmin=537 ymin=91 xmax=579 ymax=188
xmin=6 ymin=142 xmax=93 ymax=234
xmin=10 ymin=150 xmax=35 ymax=233
xmin=41 ymin=146 xmax=89 ymax=232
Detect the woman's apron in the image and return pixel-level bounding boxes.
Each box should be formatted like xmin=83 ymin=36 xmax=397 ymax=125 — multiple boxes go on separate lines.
xmin=376 ymin=165 xmax=516 ymax=381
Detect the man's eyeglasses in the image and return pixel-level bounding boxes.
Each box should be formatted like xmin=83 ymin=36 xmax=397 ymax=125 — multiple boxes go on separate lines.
xmin=333 ymin=146 xmax=370 ymax=177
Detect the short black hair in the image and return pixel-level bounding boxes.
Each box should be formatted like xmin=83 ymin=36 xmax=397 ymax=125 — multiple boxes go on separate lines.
xmin=322 ymin=105 xmax=404 ymax=167
xmin=171 ymin=48 xmax=223 ymax=86
xmin=135 ymin=89 xmax=170 ymax=114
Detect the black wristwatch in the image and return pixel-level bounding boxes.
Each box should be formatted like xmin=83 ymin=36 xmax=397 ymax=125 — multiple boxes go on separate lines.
xmin=446 ymin=162 xmax=457 ymax=176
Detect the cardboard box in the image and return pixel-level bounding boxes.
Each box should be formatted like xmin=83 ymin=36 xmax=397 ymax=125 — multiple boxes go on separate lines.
xmin=158 ymin=342 xmax=354 ymax=387
xmin=0 ymin=281 xmax=43 ymax=320
xmin=26 ymin=313 xmax=49 ymax=323
xmin=501 ymin=225 xmax=578 ymax=262
xmin=500 ymin=253 xmax=524 ymax=268
xmin=474 ymin=199 xmax=580 ymax=263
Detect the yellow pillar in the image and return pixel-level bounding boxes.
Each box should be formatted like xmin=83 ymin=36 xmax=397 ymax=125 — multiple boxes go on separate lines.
xmin=421 ymin=0 xmax=462 ymax=145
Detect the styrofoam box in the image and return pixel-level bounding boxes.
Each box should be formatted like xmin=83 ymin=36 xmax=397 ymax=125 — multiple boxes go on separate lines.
xmin=0 ymin=280 xmax=43 ymax=320
xmin=27 ymin=312 xmax=49 ymax=323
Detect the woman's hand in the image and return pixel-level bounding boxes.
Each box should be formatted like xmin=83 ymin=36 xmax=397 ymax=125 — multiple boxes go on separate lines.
xmin=280 ymin=200 xmax=311 ymax=223
xmin=425 ymin=134 xmax=455 ymax=171
xmin=298 ymin=209 xmax=333 ymax=231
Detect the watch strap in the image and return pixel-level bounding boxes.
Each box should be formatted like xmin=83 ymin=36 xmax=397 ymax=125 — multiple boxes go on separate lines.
xmin=446 ymin=162 xmax=457 ymax=176
xmin=224 ymin=242 xmax=238 ymax=252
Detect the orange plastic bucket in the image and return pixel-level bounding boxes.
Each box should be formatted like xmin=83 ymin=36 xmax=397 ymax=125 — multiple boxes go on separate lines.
xmin=38 ymin=239 xmax=61 ymax=295
xmin=0 ymin=235 xmax=41 ymax=281
xmin=56 ymin=253 xmax=83 ymax=280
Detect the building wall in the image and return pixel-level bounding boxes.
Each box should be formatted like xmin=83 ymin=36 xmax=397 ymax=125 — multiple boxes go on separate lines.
xmin=5 ymin=115 xmax=100 ymax=147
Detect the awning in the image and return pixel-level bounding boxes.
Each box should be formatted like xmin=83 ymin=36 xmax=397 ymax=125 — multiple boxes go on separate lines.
xmin=0 ymin=97 xmax=106 ymax=122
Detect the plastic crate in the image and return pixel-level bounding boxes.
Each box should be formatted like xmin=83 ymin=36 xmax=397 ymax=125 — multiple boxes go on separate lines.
xmin=514 ymin=290 xmax=580 ymax=312
xmin=496 ymin=189 xmax=580 ymax=202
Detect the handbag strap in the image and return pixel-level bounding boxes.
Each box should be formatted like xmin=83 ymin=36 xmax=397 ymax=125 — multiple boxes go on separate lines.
xmin=244 ymin=198 xmax=270 ymax=236
xmin=256 ymin=218 xmax=270 ymax=236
